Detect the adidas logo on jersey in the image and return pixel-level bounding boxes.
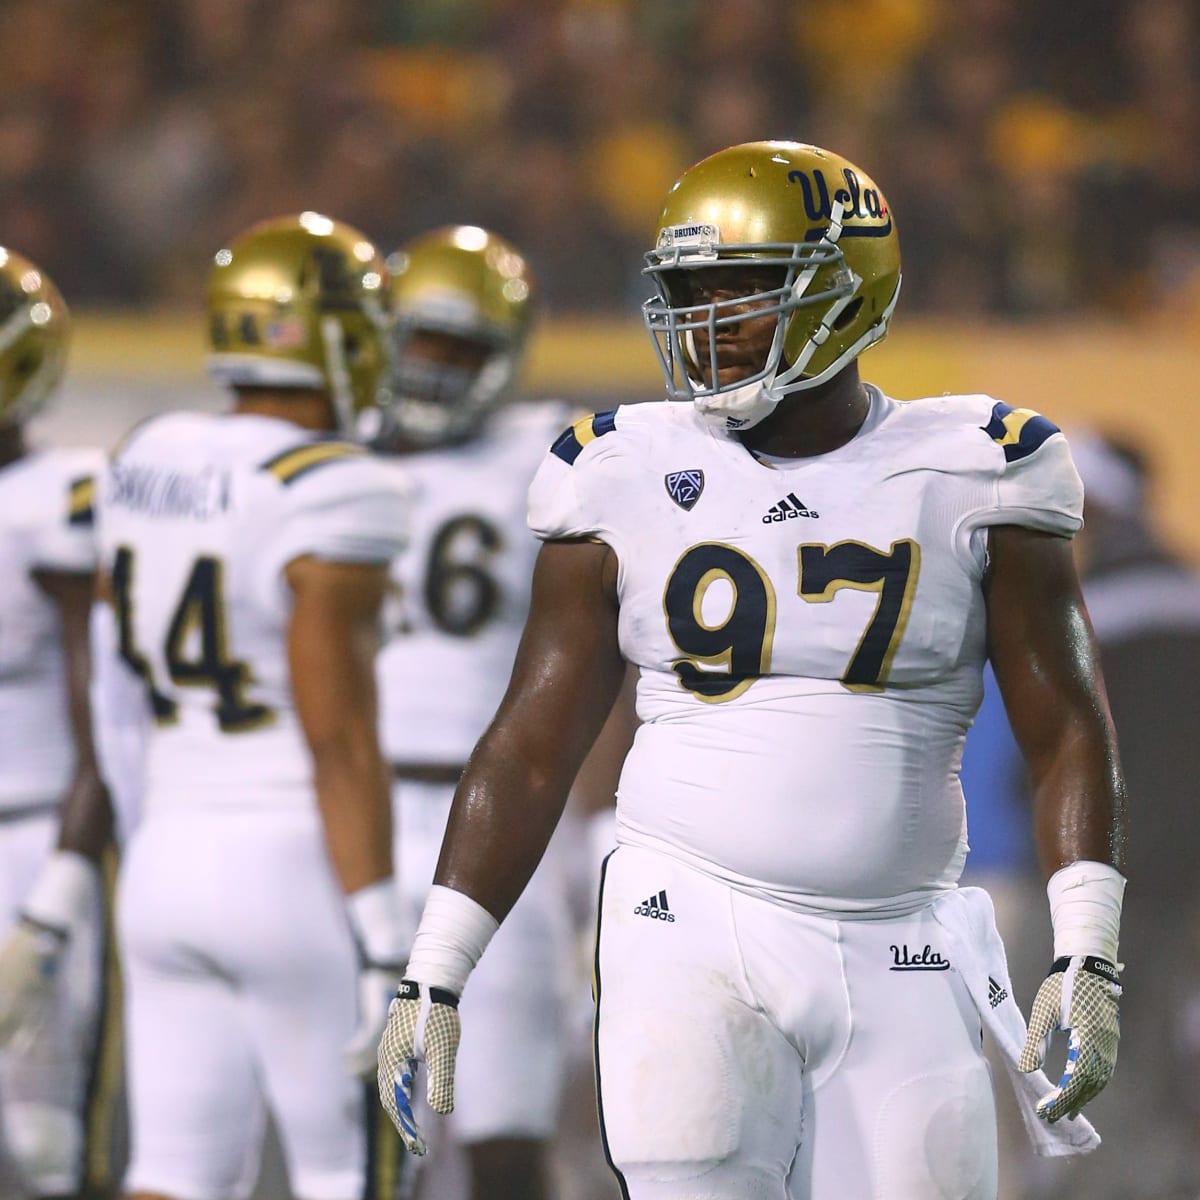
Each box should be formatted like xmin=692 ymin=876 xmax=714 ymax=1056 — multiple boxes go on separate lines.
xmin=762 ymin=493 xmax=818 ymax=523
xmin=633 ymin=890 xmax=675 ymax=922
xmin=988 ymin=976 xmax=1009 ymax=1009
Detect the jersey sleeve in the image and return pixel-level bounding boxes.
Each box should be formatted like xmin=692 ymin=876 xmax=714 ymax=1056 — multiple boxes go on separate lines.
xmin=964 ymin=401 xmax=1084 ymax=537
xmin=30 ymin=449 xmax=104 ymax=573
xmin=526 ymin=408 xmax=624 ymax=541
xmin=267 ymin=453 xmax=412 ymax=567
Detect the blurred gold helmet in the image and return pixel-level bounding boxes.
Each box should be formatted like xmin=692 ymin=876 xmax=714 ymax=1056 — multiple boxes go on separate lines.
xmin=643 ymin=141 xmax=901 ymax=420
xmin=0 ymin=248 xmax=70 ymax=427
xmin=381 ymin=225 xmax=535 ymax=446
xmin=206 ymin=212 xmax=390 ymax=434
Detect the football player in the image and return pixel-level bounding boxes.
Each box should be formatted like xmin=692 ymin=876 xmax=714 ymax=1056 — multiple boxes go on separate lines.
xmin=379 ymin=144 xmax=1129 ymax=1199
xmin=372 ymin=226 xmax=575 ymax=1200
xmin=98 ymin=213 xmax=410 ymax=1200
xmin=0 ymin=248 xmax=112 ymax=1200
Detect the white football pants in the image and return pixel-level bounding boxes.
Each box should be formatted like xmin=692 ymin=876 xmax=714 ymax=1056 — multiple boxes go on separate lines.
xmin=118 ymin=807 xmax=371 ymax=1200
xmin=595 ymin=845 xmax=998 ymax=1200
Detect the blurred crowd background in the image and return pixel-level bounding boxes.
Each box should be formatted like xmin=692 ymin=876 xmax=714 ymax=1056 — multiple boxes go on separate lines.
xmin=3 ymin=4 xmax=1200 ymax=1197
xmin=3 ymin=0 xmax=1200 ymax=318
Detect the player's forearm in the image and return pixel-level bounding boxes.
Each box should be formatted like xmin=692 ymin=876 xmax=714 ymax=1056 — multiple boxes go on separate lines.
xmin=1028 ymin=715 xmax=1127 ymax=878
xmin=436 ymin=721 xmax=576 ymax=923
xmin=311 ymin=728 xmax=394 ymax=894
xmin=55 ymin=765 xmax=113 ymax=862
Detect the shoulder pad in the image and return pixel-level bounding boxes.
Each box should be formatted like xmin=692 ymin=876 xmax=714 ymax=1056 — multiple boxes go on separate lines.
xmin=259 ymin=438 xmax=366 ymax=485
xmin=549 ymin=409 xmax=619 ymax=466
xmin=980 ymin=401 xmax=1061 ymax=463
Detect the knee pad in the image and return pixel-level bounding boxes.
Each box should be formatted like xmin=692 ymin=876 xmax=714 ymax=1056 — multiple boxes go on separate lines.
xmin=5 ymin=1102 xmax=83 ymax=1196
xmin=599 ymin=1008 xmax=741 ymax=1183
xmin=874 ymin=1065 xmax=998 ymax=1199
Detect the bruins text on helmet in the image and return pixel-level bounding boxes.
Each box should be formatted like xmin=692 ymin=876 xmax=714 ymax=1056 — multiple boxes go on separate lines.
xmin=205 ymin=212 xmax=391 ymax=435
xmin=381 ymin=225 xmax=535 ymax=447
xmin=0 ymin=248 xmax=70 ymax=426
xmin=642 ymin=141 xmax=901 ymax=430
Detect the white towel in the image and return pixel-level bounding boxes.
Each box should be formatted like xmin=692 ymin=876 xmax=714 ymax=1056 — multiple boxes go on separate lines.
xmin=931 ymin=886 xmax=1101 ymax=1157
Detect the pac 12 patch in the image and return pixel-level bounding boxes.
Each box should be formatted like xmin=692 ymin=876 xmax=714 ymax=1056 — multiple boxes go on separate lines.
xmin=665 ymin=469 xmax=704 ymax=510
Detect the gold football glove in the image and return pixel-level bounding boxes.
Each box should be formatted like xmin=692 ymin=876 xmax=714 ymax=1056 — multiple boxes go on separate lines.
xmin=377 ymin=979 xmax=461 ymax=1154
xmin=1019 ymin=955 xmax=1121 ymax=1122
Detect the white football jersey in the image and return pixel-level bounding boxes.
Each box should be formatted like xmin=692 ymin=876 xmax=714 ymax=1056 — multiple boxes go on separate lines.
xmin=377 ymin=403 xmax=572 ymax=764
xmin=94 ymin=412 xmax=410 ymax=817
xmin=528 ymin=389 xmax=1083 ymax=915
xmin=0 ymin=449 xmax=102 ymax=810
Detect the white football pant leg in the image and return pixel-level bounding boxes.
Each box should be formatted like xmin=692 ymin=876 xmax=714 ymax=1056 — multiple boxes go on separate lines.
xmin=119 ymin=810 xmax=369 ymax=1200
xmin=595 ymin=847 xmax=999 ymax=1200
xmin=594 ymin=847 xmax=803 ymax=1200
xmin=763 ymin=899 xmax=998 ymax=1200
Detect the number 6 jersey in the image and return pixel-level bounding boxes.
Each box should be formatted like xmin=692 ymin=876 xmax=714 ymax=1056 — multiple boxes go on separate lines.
xmin=94 ymin=411 xmax=410 ymax=818
xmin=528 ymin=389 xmax=1083 ymax=915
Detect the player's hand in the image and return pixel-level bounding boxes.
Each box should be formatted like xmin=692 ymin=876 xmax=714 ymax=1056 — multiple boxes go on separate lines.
xmin=377 ymin=979 xmax=461 ymax=1154
xmin=0 ymin=917 xmax=65 ymax=1052
xmin=1019 ymin=955 xmax=1121 ymax=1122
xmin=345 ymin=963 xmax=405 ymax=1076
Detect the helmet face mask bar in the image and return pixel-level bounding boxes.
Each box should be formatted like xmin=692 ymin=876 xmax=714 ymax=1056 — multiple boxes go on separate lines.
xmin=641 ymin=142 xmax=901 ymax=418
xmin=383 ymin=316 xmax=516 ymax=448
xmin=643 ymin=236 xmax=856 ymax=402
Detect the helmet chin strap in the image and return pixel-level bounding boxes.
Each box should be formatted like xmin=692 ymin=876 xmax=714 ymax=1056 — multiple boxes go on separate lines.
xmin=693 ymin=379 xmax=781 ymax=432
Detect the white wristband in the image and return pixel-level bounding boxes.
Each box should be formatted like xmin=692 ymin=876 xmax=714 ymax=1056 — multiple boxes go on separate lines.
xmin=23 ymin=851 xmax=100 ymax=935
xmin=1047 ymin=860 xmax=1125 ymax=963
xmin=346 ymin=878 xmax=407 ymax=965
xmin=405 ymin=885 xmax=499 ymax=997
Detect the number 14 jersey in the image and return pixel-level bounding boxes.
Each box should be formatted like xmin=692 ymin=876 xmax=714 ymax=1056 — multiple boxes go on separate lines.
xmin=528 ymin=389 xmax=1083 ymax=915
xmin=94 ymin=411 xmax=410 ymax=818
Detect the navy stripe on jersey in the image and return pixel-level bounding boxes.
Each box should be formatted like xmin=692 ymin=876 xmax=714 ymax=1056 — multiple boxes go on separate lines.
xmin=259 ymin=439 xmax=365 ymax=484
xmin=550 ymin=409 xmax=619 ymax=465
xmin=981 ymin=401 xmax=1061 ymax=463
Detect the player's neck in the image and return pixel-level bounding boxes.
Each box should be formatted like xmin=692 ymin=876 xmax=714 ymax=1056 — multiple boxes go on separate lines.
xmin=231 ymin=388 xmax=339 ymax=434
xmin=0 ymin=422 xmax=26 ymax=469
xmin=736 ymin=365 xmax=871 ymax=460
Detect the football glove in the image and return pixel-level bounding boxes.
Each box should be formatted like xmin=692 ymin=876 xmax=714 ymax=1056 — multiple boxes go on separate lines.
xmin=0 ymin=917 xmax=66 ymax=1052
xmin=377 ymin=979 xmax=461 ymax=1154
xmin=1019 ymin=955 xmax=1121 ymax=1122
xmin=345 ymin=962 xmax=405 ymax=1077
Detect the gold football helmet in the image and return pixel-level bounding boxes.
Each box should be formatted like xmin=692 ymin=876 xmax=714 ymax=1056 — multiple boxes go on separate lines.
xmin=205 ymin=212 xmax=390 ymax=434
xmin=0 ymin=248 xmax=70 ymax=427
xmin=381 ymin=225 xmax=535 ymax=446
xmin=643 ymin=141 xmax=901 ymax=406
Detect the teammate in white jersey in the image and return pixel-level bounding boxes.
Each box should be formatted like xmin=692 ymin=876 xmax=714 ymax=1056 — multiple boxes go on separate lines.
xmin=373 ymin=226 xmax=573 ymax=1200
xmin=0 ymin=249 xmax=113 ymax=1200
xmin=98 ymin=214 xmax=410 ymax=1200
xmin=379 ymin=144 xmax=1130 ymax=1200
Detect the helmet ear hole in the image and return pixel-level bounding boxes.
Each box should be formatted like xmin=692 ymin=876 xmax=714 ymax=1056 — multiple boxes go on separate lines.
xmin=832 ymin=298 xmax=863 ymax=332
